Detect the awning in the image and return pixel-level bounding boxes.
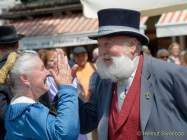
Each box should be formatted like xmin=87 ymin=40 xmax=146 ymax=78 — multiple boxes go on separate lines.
xmin=80 ymin=0 xmax=187 ymax=18
xmin=10 ymin=14 xmax=98 ymax=36
xmin=156 ymin=9 xmax=187 ymax=37
xmin=8 ymin=14 xmax=148 ymax=49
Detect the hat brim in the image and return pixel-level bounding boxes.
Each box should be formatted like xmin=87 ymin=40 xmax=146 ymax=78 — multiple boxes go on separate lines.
xmin=89 ymin=30 xmax=149 ymax=45
xmin=0 ymin=34 xmax=23 ymax=45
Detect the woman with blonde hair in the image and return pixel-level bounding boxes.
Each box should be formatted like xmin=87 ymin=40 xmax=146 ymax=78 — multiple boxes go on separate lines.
xmin=168 ymin=42 xmax=181 ymax=64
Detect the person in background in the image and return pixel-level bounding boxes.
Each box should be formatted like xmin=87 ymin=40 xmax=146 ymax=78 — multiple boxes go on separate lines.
xmin=72 ymin=47 xmax=95 ymax=102
xmin=156 ymin=48 xmax=169 ymax=61
xmin=68 ymin=52 xmax=76 ymax=68
xmin=38 ymin=48 xmax=86 ymax=140
xmin=37 ymin=49 xmax=53 ymax=109
xmin=180 ymin=50 xmax=187 ymax=67
xmin=92 ymin=48 xmax=99 ymax=63
xmin=89 ymin=47 xmax=100 ymax=140
xmin=71 ymin=47 xmax=96 ymax=140
xmin=37 ymin=49 xmax=55 ymax=109
xmin=79 ymin=8 xmax=187 ymax=140
xmin=5 ymin=50 xmax=79 ymax=140
xmin=89 ymin=47 xmax=100 ymax=99
xmin=38 ymin=48 xmax=69 ymax=111
xmin=45 ymin=49 xmax=59 ymax=102
xmin=168 ymin=42 xmax=181 ymax=64
xmin=0 ymin=26 xmax=21 ymax=140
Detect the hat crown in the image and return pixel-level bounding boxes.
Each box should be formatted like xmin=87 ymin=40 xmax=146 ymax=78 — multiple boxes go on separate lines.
xmin=0 ymin=26 xmax=19 ymax=45
xmin=88 ymin=8 xmax=149 ymax=45
xmin=98 ymin=8 xmax=140 ymax=29
xmin=73 ymin=47 xmax=87 ymax=54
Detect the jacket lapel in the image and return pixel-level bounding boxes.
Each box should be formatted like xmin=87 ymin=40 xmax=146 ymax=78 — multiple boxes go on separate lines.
xmin=140 ymin=55 xmax=154 ymax=131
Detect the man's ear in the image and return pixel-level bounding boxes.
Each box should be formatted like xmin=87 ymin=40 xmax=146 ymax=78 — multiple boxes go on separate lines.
xmin=20 ymin=74 xmax=30 ymax=87
xmin=129 ymin=38 xmax=140 ymax=56
xmin=129 ymin=45 xmax=137 ymax=56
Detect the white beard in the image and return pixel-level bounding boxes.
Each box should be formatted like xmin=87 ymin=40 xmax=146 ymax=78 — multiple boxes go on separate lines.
xmin=96 ymin=55 xmax=138 ymax=82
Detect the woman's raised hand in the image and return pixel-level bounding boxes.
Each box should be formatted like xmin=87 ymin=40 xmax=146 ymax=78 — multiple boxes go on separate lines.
xmin=49 ymin=49 xmax=72 ymax=85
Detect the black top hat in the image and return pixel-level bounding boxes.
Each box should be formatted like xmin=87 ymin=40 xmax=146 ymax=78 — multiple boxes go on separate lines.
xmin=73 ymin=47 xmax=87 ymax=54
xmin=89 ymin=8 xmax=149 ymax=45
xmin=0 ymin=26 xmax=21 ymax=45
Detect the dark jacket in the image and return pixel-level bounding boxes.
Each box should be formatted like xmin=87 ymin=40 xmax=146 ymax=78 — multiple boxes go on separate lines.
xmin=0 ymin=57 xmax=13 ymax=140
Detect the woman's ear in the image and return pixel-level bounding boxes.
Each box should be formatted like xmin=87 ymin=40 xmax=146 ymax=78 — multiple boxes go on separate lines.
xmin=20 ymin=74 xmax=30 ymax=87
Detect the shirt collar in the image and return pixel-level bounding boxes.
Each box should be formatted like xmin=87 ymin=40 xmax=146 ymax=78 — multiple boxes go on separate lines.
xmin=117 ymin=55 xmax=139 ymax=90
xmin=11 ymin=96 xmax=36 ymax=105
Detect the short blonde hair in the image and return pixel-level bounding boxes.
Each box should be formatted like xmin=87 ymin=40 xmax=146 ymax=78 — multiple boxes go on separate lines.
xmin=168 ymin=42 xmax=180 ymax=53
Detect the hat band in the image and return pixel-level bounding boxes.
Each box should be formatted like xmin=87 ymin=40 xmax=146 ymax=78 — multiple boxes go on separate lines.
xmin=98 ymin=25 xmax=140 ymax=33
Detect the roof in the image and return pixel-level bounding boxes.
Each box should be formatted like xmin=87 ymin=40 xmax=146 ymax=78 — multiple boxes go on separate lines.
xmin=0 ymin=0 xmax=81 ymax=19
xmin=12 ymin=0 xmax=80 ymax=11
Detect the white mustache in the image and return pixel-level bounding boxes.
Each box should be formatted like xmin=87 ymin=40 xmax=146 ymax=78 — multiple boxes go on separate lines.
xmin=96 ymin=55 xmax=137 ymax=81
xmin=102 ymin=55 xmax=112 ymax=59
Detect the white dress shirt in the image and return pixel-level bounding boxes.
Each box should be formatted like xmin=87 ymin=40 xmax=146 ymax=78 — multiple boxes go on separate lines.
xmin=117 ymin=56 xmax=139 ymax=111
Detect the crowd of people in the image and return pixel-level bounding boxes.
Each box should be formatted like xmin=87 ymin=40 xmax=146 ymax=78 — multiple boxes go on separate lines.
xmin=149 ymin=41 xmax=187 ymax=67
xmin=0 ymin=8 xmax=187 ymax=140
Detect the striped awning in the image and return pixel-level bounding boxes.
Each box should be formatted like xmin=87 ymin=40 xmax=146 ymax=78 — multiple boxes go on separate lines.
xmin=8 ymin=14 xmax=148 ymax=49
xmin=156 ymin=9 xmax=187 ymax=37
xmin=10 ymin=14 xmax=148 ymax=36
xmin=9 ymin=14 xmax=98 ymax=36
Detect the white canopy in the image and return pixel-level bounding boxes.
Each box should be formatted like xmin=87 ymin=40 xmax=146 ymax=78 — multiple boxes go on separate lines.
xmin=80 ymin=0 xmax=187 ymax=18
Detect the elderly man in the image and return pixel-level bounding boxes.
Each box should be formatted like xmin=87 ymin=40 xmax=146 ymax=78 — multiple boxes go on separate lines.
xmin=79 ymin=9 xmax=187 ymax=140
xmin=0 ymin=26 xmax=20 ymax=139
xmin=157 ymin=48 xmax=169 ymax=61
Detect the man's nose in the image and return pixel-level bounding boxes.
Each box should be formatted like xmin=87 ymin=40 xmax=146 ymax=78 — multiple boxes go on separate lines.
xmin=100 ymin=49 xmax=109 ymax=56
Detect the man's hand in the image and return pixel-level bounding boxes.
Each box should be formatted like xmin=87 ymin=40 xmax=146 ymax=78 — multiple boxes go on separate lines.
xmin=71 ymin=64 xmax=79 ymax=77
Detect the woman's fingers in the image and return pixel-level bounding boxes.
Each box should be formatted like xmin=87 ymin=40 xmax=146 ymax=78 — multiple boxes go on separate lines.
xmin=51 ymin=49 xmax=72 ymax=85
xmin=56 ymin=49 xmax=64 ymax=73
